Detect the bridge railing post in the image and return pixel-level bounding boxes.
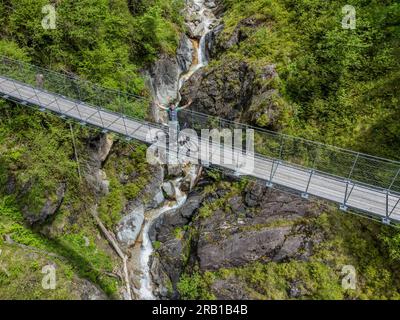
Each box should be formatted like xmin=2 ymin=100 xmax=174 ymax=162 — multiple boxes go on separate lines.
xmin=348 ymin=152 xmax=360 ymax=181
xmin=267 ymin=159 xmax=280 ymax=188
xmin=278 ymin=135 xmax=284 ymax=160
xmin=383 ymin=191 xmax=391 ymax=225
xmin=388 ymin=168 xmax=400 ymax=192
xmin=302 ymin=169 xmax=314 ymax=200
xmin=340 ymin=180 xmax=355 ymax=212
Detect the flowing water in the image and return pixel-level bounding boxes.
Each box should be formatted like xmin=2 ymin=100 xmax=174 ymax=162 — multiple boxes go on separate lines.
xmin=136 ymin=0 xmax=219 ymax=300
xmin=138 ymin=179 xmax=187 ymax=300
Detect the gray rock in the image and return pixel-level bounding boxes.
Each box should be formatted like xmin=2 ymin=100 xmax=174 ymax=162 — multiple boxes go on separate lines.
xmin=211 ymin=278 xmax=250 ymax=300
xmin=78 ymin=279 xmax=108 ymax=300
xmin=197 ymin=226 xmax=292 ymax=271
xmin=180 ymin=60 xmax=256 ymax=122
xmin=23 ymin=182 xmax=67 ymax=225
xmin=245 ymin=181 xmax=265 ymax=207
xmin=147 ymin=190 xmax=165 ymax=209
xmin=87 ymin=133 xmax=113 ymax=165
xmin=116 ymin=206 xmax=145 ymax=247
xmin=176 ymin=34 xmax=194 ymax=74
xmin=167 ymin=164 xmax=183 ymax=177
xmin=162 ymin=181 xmax=176 ymax=199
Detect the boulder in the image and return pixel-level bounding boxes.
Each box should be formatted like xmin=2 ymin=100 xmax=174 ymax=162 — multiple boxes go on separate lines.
xmin=162 ymin=181 xmax=176 ymax=199
xmin=115 ymin=206 xmax=145 ymax=248
xmin=148 ymin=190 xmax=165 ymax=209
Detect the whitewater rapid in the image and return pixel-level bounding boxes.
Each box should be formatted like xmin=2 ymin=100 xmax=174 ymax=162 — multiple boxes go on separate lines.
xmin=136 ymin=0 xmax=219 ymax=300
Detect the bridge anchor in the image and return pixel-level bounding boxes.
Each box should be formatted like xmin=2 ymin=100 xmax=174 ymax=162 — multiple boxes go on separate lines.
xmin=266 ymin=181 xmax=274 ymax=188
xmin=382 ymin=217 xmax=391 ymax=225
xmin=301 ymin=193 xmax=309 ymax=200
xmin=201 ymin=161 xmax=210 ymax=168
xmin=340 ymin=204 xmax=348 ymax=212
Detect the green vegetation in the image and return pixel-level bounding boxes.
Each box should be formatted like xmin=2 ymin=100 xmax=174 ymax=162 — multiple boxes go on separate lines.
xmin=0 ymin=195 xmax=119 ymax=297
xmin=0 ymin=0 xmax=184 ymax=299
xmin=0 ymin=0 xmax=184 ymax=92
xmin=177 ymin=271 xmax=216 ymax=300
xmin=100 ymin=141 xmax=151 ymax=229
xmin=1 ymin=0 xmax=399 ymax=300
xmin=183 ymin=211 xmax=400 ymax=300
xmin=219 ymin=0 xmax=400 ymax=159
xmin=204 ymin=2 xmax=400 ymax=298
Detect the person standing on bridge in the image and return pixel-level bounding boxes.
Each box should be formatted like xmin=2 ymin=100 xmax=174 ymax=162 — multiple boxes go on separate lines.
xmin=35 ymin=73 xmax=44 ymax=89
xmin=155 ymin=96 xmax=193 ymax=129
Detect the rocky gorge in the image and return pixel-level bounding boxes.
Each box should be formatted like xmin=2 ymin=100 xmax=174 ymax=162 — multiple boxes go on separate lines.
xmin=1 ymin=0 xmax=399 ymax=301
xmin=132 ymin=0 xmax=400 ymax=300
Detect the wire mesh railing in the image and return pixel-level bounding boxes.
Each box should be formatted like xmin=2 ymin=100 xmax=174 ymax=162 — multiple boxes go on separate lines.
xmin=1 ymin=55 xmax=400 ymax=196
xmin=0 ymin=55 xmax=149 ymax=119
xmin=179 ymin=109 xmax=400 ymax=194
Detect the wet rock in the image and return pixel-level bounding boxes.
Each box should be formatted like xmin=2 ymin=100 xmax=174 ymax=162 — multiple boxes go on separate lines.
xmin=150 ymin=256 xmax=174 ymax=299
xmin=149 ymin=193 xmax=204 ymax=243
xmin=115 ymin=206 xmax=145 ymax=248
xmin=148 ymin=190 xmax=165 ymax=209
xmin=155 ymin=238 xmax=184 ymax=292
xmin=176 ymin=34 xmax=194 ymax=74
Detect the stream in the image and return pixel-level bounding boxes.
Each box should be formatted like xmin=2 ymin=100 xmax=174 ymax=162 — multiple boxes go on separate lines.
xmin=134 ymin=0 xmax=220 ymax=300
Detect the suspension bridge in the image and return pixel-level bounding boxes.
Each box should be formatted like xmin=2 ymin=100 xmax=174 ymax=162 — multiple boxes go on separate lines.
xmin=0 ymin=56 xmax=399 ymax=225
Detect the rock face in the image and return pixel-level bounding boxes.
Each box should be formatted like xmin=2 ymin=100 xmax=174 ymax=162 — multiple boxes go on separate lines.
xmin=176 ymin=34 xmax=195 ymax=74
xmin=85 ymin=133 xmax=114 ymax=196
xmin=148 ymin=192 xmax=205 ymax=299
xmin=180 ymin=14 xmax=285 ymax=129
xmin=77 ymin=279 xmax=108 ymax=300
xmin=148 ymin=34 xmax=194 ymax=122
xmin=150 ymin=180 xmax=326 ymax=299
xmin=180 ymin=60 xmax=256 ymax=121
xmin=214 ymin=16 xmax=266 ymax=53
xmin=22 ymin=182 xmax=67 ymax=225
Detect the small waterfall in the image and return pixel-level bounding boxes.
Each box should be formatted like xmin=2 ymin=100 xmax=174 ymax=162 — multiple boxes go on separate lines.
xmin=198 ymin=33 xmax=208 ymax=67
xmin=136 ymin=0 xmax=220 ymax=300
xmin=138 ymin=179 xmax=187 ymax=300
